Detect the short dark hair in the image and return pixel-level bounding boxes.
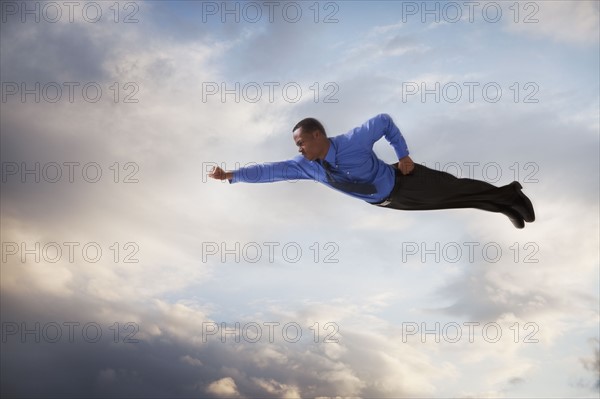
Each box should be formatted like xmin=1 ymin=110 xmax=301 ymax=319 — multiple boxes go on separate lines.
xmin=292 ymin=117 xmax=326 ymax=137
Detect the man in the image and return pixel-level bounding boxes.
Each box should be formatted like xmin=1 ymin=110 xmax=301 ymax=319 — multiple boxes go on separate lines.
xmin=208 ymin=114 xmax=535 ymax=228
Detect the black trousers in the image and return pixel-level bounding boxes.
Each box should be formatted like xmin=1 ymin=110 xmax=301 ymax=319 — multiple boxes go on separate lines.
xmin=373 ymin=163 xmax=518 ymax=214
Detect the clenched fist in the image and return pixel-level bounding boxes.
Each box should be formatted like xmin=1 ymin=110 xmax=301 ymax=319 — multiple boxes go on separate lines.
xmin=397 ymin=155 xmax=414 ymax=175
xmin=208 ymin=166 xmax=233 ymax=181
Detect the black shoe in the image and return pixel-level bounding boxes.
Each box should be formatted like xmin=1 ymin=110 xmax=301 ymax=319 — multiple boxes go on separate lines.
xmin=509 ymin=181 xmax=535 ymax=223
xmin=502 ymin=206 xmax=525 ymax=229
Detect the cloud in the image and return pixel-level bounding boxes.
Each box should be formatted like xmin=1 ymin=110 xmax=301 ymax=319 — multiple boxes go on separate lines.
xmin=0 ymin=288 xmax=457 ymax=398
xmin=336 ymin=22 xmax=431 ymax=71
xmin=504 ymin=1 xmax=599 ymax=45
xmin=180 ymin=355 xmax=203 ymax=367
xmin=206 ymin=377 xmax=242 ymax=398
xmin=580 ymin=338 xmax=600 ymax=391
xmin=251 ymin=378 xmax=301 ymax=398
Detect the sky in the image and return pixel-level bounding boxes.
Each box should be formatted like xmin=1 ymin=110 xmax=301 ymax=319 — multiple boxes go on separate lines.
xmin=0 ymin=1 xmax=599 ymax=398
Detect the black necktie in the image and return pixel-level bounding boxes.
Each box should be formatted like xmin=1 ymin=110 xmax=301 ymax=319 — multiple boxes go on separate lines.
xmin=319 ymin=160 xmax=377 ymax=195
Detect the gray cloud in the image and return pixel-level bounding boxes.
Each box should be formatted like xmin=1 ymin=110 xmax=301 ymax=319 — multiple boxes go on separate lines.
xmin=1 ymin=289 xmax=452 ymax=398
xmin=1 ymin=19 xmax=111 ymax=83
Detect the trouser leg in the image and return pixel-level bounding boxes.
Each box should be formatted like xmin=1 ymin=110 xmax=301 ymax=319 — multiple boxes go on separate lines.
xmin=384 ymin=164 xmax=517 ymax=212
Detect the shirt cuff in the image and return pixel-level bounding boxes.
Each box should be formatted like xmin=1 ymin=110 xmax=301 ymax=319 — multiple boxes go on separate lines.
xmin=395 ymin=148 xmax=409 ymax=160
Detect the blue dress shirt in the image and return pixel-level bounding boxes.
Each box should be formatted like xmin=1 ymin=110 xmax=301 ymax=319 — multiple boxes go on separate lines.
xmin=230 ymin=113 xmax=410 ymax=203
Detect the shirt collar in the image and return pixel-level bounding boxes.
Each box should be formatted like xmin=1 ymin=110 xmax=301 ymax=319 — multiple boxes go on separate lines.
xmin=322 ymin=138 xmax=337 ymax=165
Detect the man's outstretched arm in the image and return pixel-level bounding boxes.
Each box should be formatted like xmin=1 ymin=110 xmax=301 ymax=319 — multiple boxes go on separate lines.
xmin=207 ymin=158 xmax=313 ymax=184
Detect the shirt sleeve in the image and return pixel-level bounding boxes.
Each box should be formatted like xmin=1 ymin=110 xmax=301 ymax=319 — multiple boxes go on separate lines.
xmin=356 ymin=113 xmax=410 ymax=159
xmin=230 ymin=158 xmax=312 ymax=184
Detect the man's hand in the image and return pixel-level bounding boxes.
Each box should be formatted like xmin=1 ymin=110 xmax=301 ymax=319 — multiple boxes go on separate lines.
xmin=397 ymin=155 xmax=414 ymax=175
xmin=208 ymin=166 xmax=233 ymax=181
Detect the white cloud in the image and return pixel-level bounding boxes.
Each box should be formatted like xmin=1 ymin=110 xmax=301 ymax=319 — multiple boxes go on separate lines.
xmin=504 ymin=1 xmax=599 ymax=45
xmin=206 ymin=377 xmax=242 ymax=398
xmin=180 ymin=355 xmax=203 ymax=367
xmin=252 ymin=378 xmax=301 ymax=398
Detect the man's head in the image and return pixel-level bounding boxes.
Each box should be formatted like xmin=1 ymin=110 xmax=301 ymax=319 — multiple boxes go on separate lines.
xmin=292 ymin=117 xmax=329 ymax=161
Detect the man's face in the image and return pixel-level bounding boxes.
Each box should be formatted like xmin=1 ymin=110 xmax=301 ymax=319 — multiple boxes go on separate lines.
xmin=293 ymin=128 xmax=322 ymax=161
